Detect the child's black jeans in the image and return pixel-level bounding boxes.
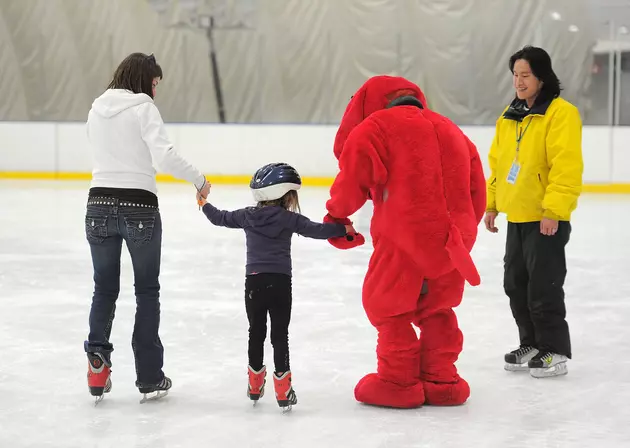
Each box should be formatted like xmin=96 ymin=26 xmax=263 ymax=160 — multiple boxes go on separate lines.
xmin=244 ymin=273 xmax=292 ymax=374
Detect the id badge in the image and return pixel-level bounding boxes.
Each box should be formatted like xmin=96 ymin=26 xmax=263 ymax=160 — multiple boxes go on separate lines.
xmin=507 ymin=161 xmax=520 ymax=184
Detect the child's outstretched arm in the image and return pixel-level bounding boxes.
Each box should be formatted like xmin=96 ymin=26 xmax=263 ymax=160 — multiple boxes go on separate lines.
xmin=200 ymin=200 xmax=248 ymax=229
xmin=288 ymin=211 xmax=349 ymax=239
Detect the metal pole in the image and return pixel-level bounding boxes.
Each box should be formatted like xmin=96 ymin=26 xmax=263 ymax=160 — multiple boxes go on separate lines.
xmin=327 ymin=30 xmax=332 ymax=124
xmin=608 ymin=20 xmax=615 ymax=126
xmin=258 ymin=33 xmax=264 ymax=123
xmin=183 ymin=33 xmax=188 ymax=121
xmin=607 ymin=20 xmax=616 ymax=183
xmin=110 ymin=32 xmax=115 ymax=75
xmin=614 ymin=30 xmax=622 ymax=126
xmin=207 ymin=18 xmax=226 ymax=123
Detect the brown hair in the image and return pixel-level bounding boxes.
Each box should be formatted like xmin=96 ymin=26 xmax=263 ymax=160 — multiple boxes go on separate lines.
xmin=107 ymin=53 xmax=163 ymax=98
xmin=257 ymin=190 xmax=301 ymax=213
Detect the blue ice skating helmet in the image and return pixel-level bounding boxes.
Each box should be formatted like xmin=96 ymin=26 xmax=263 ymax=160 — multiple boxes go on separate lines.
xmin=250 ymin=163 xmax=302 ymax=202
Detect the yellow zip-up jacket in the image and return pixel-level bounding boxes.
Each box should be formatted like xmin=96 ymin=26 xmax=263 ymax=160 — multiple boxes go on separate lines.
xmin=486 ymin=97 xmax=583 ymax=222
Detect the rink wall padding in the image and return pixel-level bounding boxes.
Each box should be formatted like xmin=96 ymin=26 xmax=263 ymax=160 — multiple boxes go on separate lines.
xmin=0 ymin=123 xmax=629 ymax=193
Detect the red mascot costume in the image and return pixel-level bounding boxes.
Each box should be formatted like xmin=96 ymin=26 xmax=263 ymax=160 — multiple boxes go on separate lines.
xmin=324 ymin=76 xmax=486 ymax=408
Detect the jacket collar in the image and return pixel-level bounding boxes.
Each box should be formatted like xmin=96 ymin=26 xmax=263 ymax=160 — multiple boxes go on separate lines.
xmin=503 ymin=96 xmax=554 ymax=122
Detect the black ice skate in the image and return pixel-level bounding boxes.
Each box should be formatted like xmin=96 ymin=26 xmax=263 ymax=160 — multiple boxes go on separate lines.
xmin=137 ymin=376 xmax=172 ymax=403
xmin=528 ymin=352 xmax=568 ymax=378
xmin=504 ymin=346 xmax=539 ymax=371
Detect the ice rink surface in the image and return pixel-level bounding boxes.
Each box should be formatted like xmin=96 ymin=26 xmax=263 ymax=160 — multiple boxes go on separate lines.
xmin=0 ymin=180 xmax=628 ymax=448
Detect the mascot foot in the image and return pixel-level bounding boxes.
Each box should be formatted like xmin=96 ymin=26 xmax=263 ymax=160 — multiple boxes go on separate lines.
xmin=422 ymin=377 xmax=470 ymax=406
xmin=354 ymin=373 xmax=425 ymax=409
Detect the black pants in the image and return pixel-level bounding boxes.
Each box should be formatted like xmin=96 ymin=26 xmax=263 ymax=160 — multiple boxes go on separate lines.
xmin=245 ymin=273 xmax=292 ymax=373
xmin=504 ymin=221 xmax=572 ymax=358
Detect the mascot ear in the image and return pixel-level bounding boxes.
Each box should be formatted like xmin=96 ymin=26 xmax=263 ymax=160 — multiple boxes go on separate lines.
xmin=334 ymin=88 xmax=368 ymax=160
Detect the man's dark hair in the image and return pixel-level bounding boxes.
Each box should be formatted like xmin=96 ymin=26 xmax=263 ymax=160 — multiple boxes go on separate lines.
xmin=107 ymin=53 xmax=163 ymax=98
xmin=509 ymin=46 xmax=562 ymax=103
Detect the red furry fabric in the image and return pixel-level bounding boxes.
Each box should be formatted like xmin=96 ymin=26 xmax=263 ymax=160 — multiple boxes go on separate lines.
xmin=322 ymin=214 xmax=365 ymax=249
xmin=326 ymin=76 xmax=485 ymax=408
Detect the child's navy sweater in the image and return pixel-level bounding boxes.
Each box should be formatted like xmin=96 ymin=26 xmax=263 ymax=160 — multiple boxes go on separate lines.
xmin=202 ymin=203 xmax=347 ymax=276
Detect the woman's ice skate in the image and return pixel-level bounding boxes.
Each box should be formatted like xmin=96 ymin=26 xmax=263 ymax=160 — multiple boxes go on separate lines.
xmin=137 ymin=376 xmax=172 ymax=403
xmin=87 ymin=352 xmax=112 ymax=406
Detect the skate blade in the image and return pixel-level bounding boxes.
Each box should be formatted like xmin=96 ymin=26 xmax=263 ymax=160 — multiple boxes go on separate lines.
xmin=94 ymin=395 xmax=104 ymax=406
xmin=530 ymin=362 xmax=568 ymax=378
xmin=504 ymin=362 xmax=530 ymax=372
xmin=278 ymin=398 xmax=296 ymax=413
xmin=248 ymin=387 xmax=264 ymax=405
xmin=139 ymin=390 xmax=169 ymax=404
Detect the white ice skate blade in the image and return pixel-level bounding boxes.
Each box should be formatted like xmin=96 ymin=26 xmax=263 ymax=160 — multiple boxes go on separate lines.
xmin=504 ymin=362 xmax=529 ymax=372
xmin=139 ymin=390 xmax=169 ymax=404
xmin=281 ymin=405 xmax=292 ymax=414
xmin=94 ymin=395 xmax=104 ymax=406
xmin=530 ymin=362 xmax=568 ymax=378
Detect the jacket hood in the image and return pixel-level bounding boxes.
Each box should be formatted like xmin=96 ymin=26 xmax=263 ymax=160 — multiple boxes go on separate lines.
xmin=244 ymin=206 xmax=288 ymax=238
xmin=90 ymin=89 xmax=154 ymax=118
xmin=333 ymin=75 xmax=427 ymax=160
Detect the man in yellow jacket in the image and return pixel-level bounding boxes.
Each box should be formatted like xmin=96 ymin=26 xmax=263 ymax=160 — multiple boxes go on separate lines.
xmin=484 ymin=46 xmax=583 ymax=378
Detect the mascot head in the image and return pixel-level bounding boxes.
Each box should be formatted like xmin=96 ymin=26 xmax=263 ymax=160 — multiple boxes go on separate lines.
xmin=333 ymin=75 xmax=427 ymax=159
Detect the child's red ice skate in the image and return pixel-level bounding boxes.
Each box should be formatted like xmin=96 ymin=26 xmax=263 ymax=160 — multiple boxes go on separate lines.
xmin=87 ymin=352 xmax=112 ymax=405
xmin=273 ymin=371 xmax=297 ymax=412
xmin=247 ymin=365 xmax=267 ymax=404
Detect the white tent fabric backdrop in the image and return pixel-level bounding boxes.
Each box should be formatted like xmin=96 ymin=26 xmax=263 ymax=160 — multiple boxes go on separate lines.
xmin=0 ymin=0 xmax=595 ymax=124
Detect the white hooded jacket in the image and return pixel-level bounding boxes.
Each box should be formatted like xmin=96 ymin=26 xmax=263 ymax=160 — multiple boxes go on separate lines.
xmin=87 ymin=89 xmax=205 ymax=195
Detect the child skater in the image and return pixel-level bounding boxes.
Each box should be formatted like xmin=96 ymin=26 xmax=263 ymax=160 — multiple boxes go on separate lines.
xmin=197 ymin=163 xmax=356 ymax=410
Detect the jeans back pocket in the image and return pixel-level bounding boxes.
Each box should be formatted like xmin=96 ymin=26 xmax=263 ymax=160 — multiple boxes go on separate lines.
xmin=86 ymin=216 xmax=108 ymax=244
xmin=124 ymin=215 xmax=156 ymax=247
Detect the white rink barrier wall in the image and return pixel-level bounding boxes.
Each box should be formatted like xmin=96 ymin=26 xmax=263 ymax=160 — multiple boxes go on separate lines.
xmin=0 ymin=122 xmax=629 ymax=192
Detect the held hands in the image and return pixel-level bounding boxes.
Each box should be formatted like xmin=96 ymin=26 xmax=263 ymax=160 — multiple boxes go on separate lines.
xmin=198 ymin=178 xmax=211 ymax=199
xmin=484 ymin=211 xmax=499 ymax=233
xmin=324 ymin=214 xmax=365 ymax=250
xmin=196 ymin=178 xmax=211 ymax=209
xmin=196 ymin=191 xmax=207 ymax=208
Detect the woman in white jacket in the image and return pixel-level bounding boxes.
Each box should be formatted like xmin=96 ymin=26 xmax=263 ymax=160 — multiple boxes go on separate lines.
xmin=84 ymin=53 xmax=210 ymax=403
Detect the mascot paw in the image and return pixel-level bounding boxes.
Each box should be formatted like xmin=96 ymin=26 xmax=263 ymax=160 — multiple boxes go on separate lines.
xmin=422 ymin=377 xmax=470 ymax=406
xmin=354 ymin=373 xmax=425 ymax=408
xmin=324 ymin=214 xmax=365 ymax=250
xmin=328 ymin=233 xmax=365 ymax=250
